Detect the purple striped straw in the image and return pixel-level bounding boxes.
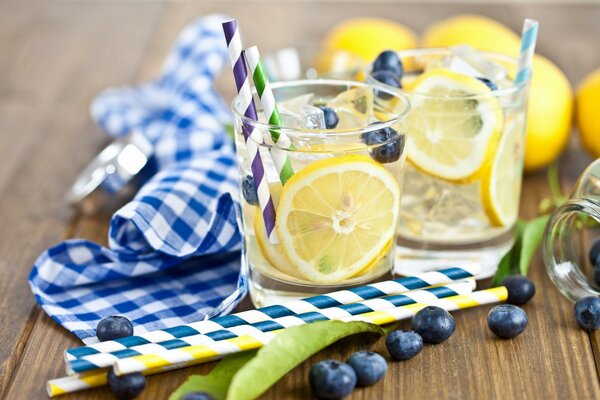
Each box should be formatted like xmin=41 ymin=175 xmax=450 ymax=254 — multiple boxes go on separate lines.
xmin=222 ymin=19 xmax=278 ymax=244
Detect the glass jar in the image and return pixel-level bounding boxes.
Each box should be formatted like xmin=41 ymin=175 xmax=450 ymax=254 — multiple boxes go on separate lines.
xmin=544 ymin=158 xmax=600 ymax=302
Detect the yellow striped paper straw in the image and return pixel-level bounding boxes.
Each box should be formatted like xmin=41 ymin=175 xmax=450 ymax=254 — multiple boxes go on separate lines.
xmin=46 ymin=287 xmax=507 ymax=396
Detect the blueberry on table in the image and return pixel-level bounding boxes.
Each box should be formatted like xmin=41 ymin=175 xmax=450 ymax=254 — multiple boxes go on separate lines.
xmin=487 ymin=304 xmax=528 ymax=339
xmin=360 ymin=126 xmax=404 ymax=164
xmin=590 ymin=238 xmax=600 ymax=267
xmin=309 ymin=360 xmax=357 ymax=399
xmin=346 ymin=351 xmax=387 ymax=386
xmin=574 ymin=296 xmax=600 ymax=330
xmin=318 ymin=106 xmax=339 ymax=129
xmin=182 ymin=392 xmax=215 ymax=400
xmin=410 ymin=306 xmax=456 ymax=344
xmin=107 ymin=369 xmax=146 ymax=400
xmin=502 ymin=275 xmax=536 ymax=305
xmin=372 ymin=50 xmax=404 ymax=78
xmin=241 ymin=174 xmax=259 ymax=206
xmin=477 ymin=77 xmax=498 ymax=91
xmin=371 ymin=70 xmax=401 ymax=99
xmin=96 ymin=316 xmax=134 ymax=342
xmin=385 ymin=330 xmax=423 ymax=361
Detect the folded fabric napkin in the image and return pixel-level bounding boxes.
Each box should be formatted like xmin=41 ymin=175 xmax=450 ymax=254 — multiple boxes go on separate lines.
xmin=29 ymin=15 xmax=248 ymax=344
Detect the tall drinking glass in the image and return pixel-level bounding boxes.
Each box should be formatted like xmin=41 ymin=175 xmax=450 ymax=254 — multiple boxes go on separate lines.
xmin=232 ymin=80 xmax=410 ymax=306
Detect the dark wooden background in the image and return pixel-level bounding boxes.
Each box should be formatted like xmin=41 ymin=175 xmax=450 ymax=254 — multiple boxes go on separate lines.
xmin=1 ymin=1 xmax=599 ymax=399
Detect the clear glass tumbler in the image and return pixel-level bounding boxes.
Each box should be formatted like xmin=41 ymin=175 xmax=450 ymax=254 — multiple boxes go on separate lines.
xmin=232 ymin=80 xmax=410 ymax=306
xmin=367 ymin=48 xmax=531 ymax=278
xmin=544 ymin=158 xmax=600 ymax=302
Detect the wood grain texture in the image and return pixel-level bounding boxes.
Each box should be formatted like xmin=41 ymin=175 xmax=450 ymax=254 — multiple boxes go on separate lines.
xmin=1 ymin=1 xmax=600 ymax=399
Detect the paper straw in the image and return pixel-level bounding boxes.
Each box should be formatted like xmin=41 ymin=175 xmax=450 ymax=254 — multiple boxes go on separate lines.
xmin=245 ymin=45 xmax=295 ymax=185
xmin=68 ymin=279 xmax=475 ymax=374
xmin=515 ymin=18 xmax=539 ymax=84
xmin=222 ymin=19 xmax=279 ymax=244
xmin=49 ymin=286 xmax=506 ymax=396
xmin=65 ymin=265 xmax=480 ymax=365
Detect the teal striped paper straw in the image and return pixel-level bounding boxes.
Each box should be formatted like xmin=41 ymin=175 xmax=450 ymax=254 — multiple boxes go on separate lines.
xmin=515 ymin=18 xmax=539 ymax=84
xmin=245 ymin=45 xmax=295 ymax=185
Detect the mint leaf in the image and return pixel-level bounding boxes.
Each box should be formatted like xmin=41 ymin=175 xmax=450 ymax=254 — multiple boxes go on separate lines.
xmin=491 ymin=215 xmax=550 ymax=286
xmin=168 ymin=351 xmax=257 ymax=400
xmin=226 ymin=320 xmax=385 ymax=400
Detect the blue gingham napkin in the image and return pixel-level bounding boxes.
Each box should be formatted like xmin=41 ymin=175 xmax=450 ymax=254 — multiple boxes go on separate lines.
xmin=28 ymin=15 xmax=249 ymax=344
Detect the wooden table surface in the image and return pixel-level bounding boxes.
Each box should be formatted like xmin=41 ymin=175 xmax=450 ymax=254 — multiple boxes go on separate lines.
xmin=1 ymin=1 xmax=600 ymax=399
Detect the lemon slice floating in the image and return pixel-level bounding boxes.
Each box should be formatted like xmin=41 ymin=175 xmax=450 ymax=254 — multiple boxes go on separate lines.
xmin=481 ymin=116 xmax=525 ymax=227
xmin=326 ymin=86 xmax=374 ymax=129
xmin=276 ymin=155 xmax=400 ymax=283
xmin=406 ymin=69 xmax=503 ymax=182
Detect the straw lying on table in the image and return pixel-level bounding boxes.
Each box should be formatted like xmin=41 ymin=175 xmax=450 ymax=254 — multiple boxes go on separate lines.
xmin=48 ymin=286 xmax=507 ymax=396
xmin=65 ymin=265 xmax=480 ymax=367
xmin=68 ymin=278 xmax=476 ymax=374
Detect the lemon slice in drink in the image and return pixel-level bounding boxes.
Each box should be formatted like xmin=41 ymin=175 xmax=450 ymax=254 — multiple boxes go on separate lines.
xmin=481 ymin=116 xmax=525 ymax=227
xmin=276 ymin=155 xmax=400 ymax=283
xmin=407 ymin=69 xmax=504 ymax=182
xmin=326 ymin=86 xmax=374 ymax=129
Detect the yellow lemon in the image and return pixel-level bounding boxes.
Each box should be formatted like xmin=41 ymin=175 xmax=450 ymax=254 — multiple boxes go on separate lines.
xmin=276 ymin=155 xmax=400 ymax=283
xmin=524 ymin=55 xmax=574 ymax=171
xmin=576 ymin=68 xmax=600 ymax=158
xmin=421 ymin=14 xmax=520 ymax=55
xmin=322 ymin=18 xmax=418 ymax=63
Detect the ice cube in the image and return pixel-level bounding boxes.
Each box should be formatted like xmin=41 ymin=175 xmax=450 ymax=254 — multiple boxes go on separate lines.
xmin=302 ymin=105 xmax=325 ymax=129
xmin=277 ymin=94 xmax=326 ymax=129
xmin=447 ymin=45 xmax=508 ymax=82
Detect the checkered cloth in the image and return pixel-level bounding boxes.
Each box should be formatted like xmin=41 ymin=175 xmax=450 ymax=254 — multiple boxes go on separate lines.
xmin=28 ymin=15 xmax=249 ymax=344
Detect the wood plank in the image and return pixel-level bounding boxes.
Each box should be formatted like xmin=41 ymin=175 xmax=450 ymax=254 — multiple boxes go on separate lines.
xmin=0 ymin=1 xmax=163 ymax=397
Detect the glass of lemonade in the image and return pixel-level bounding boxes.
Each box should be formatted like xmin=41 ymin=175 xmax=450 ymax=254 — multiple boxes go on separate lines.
xmin=367 ymin=48 xmax=530 ymax=278
xmin=232 ymin=80 xmax=410 ymax=306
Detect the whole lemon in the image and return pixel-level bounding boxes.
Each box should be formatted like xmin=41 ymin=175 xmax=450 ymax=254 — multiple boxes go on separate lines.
xmin=576 ymin=68 xmax=600 ymax=158
xmin=524 ymin=55 xmax=574 ymax=171
xmin=322 ymin=18 xmax=418 ymax=62
xmin=421 ymin=14 xmax=520 ymax=55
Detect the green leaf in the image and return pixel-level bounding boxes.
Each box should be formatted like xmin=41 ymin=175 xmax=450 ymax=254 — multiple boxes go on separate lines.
xmin=226 ymin=320 xmax=385 ymax=400
xmin=491 ymin=215 xmax=550 ymax=286
xmin=168 ymin=351 xmax=257 ymax=400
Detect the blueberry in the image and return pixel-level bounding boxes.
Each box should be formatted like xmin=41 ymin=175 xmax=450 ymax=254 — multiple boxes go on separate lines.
xmin=487 ymin=304 xmax=528 ymax=339
xmin=107 ymin=369 xmax=146 ymax=400
xmin=372 ymin=50 xmax=404 ymax=78
xmin=346 ymin=351 xmax=387 ymax=386
xmin=371 ymin=70 xmax=401 ymax=100
xmin=360 ymin=127 xmax=404 ymax=164
xmin=574 ymin=296 xmax=600 ymax=330
xmin=318 ymin=106 xmax=339 ymax=129
xmin=589 ymin=238 xmax=600 ymax=267
xmin=241 ymin=175 xmax=259 ymax=206
xmin=502 ymin=275 xmax=536 ymax=305
xmin=385 ymin=330 xmax=423 ymax=360
xmin=309 ymin=360 xmax=356 ymax=399
xmin=477 ymin=77 xmax=498 ymax=91
xmin=594 ymin=268 xmax=600 ymax=287
xmin=410 ymin=306 xmax=455 ymax=343
xmin=182 ymin=392 xmax=215 ymax=400
xmin=96 ymin=316 xmax=134 ymax=342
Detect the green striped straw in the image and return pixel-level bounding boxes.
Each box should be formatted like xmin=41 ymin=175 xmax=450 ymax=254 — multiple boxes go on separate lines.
xmin=245 ymin=46 xmax=295 ymax=185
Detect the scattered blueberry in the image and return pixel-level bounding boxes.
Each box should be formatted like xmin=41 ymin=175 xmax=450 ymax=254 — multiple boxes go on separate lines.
xmin=411 ymin=306 xmax=456 ymax=344
xmin=372 ymin=50 xmax=404 ymax=78
xmin=96 ymin=316 xmax=134 ymax=342
xmin=309 ymin=360 xmax=357 ymax=399
xmin=589 ymin=238 xmax=600 ymax=267
xmin=318 ymin=106 xmax=339 ymax=129
xmin=182 ymin=392 xmax=215 ymax=400
xmin=346 ymin=351 xmax=387 ymax=386
xmin=487 ymin=304 xmax=528 ymax=339
xmin=371 ymin=70 xmax=401 ymax=99
xmin=360 ymin=126 xmax=404 ymax=164
xmin=107 ymin=369 xmax=146 ymax=400
xmin=241 ymin=175 xmax=259 ymax=206
xmin=477 ymin=77 xmax=498 ymax=91
xmin=574 ymin=296 xmax=600 ymax=330
xmin=385 ymin=330 xmax=423 ymax=361
xmin=502 ymin=275 xmax=536 ymax=305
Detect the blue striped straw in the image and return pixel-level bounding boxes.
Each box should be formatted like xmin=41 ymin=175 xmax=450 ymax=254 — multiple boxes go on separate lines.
xmin=515 ymin=18 xmax=539 ymax=84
